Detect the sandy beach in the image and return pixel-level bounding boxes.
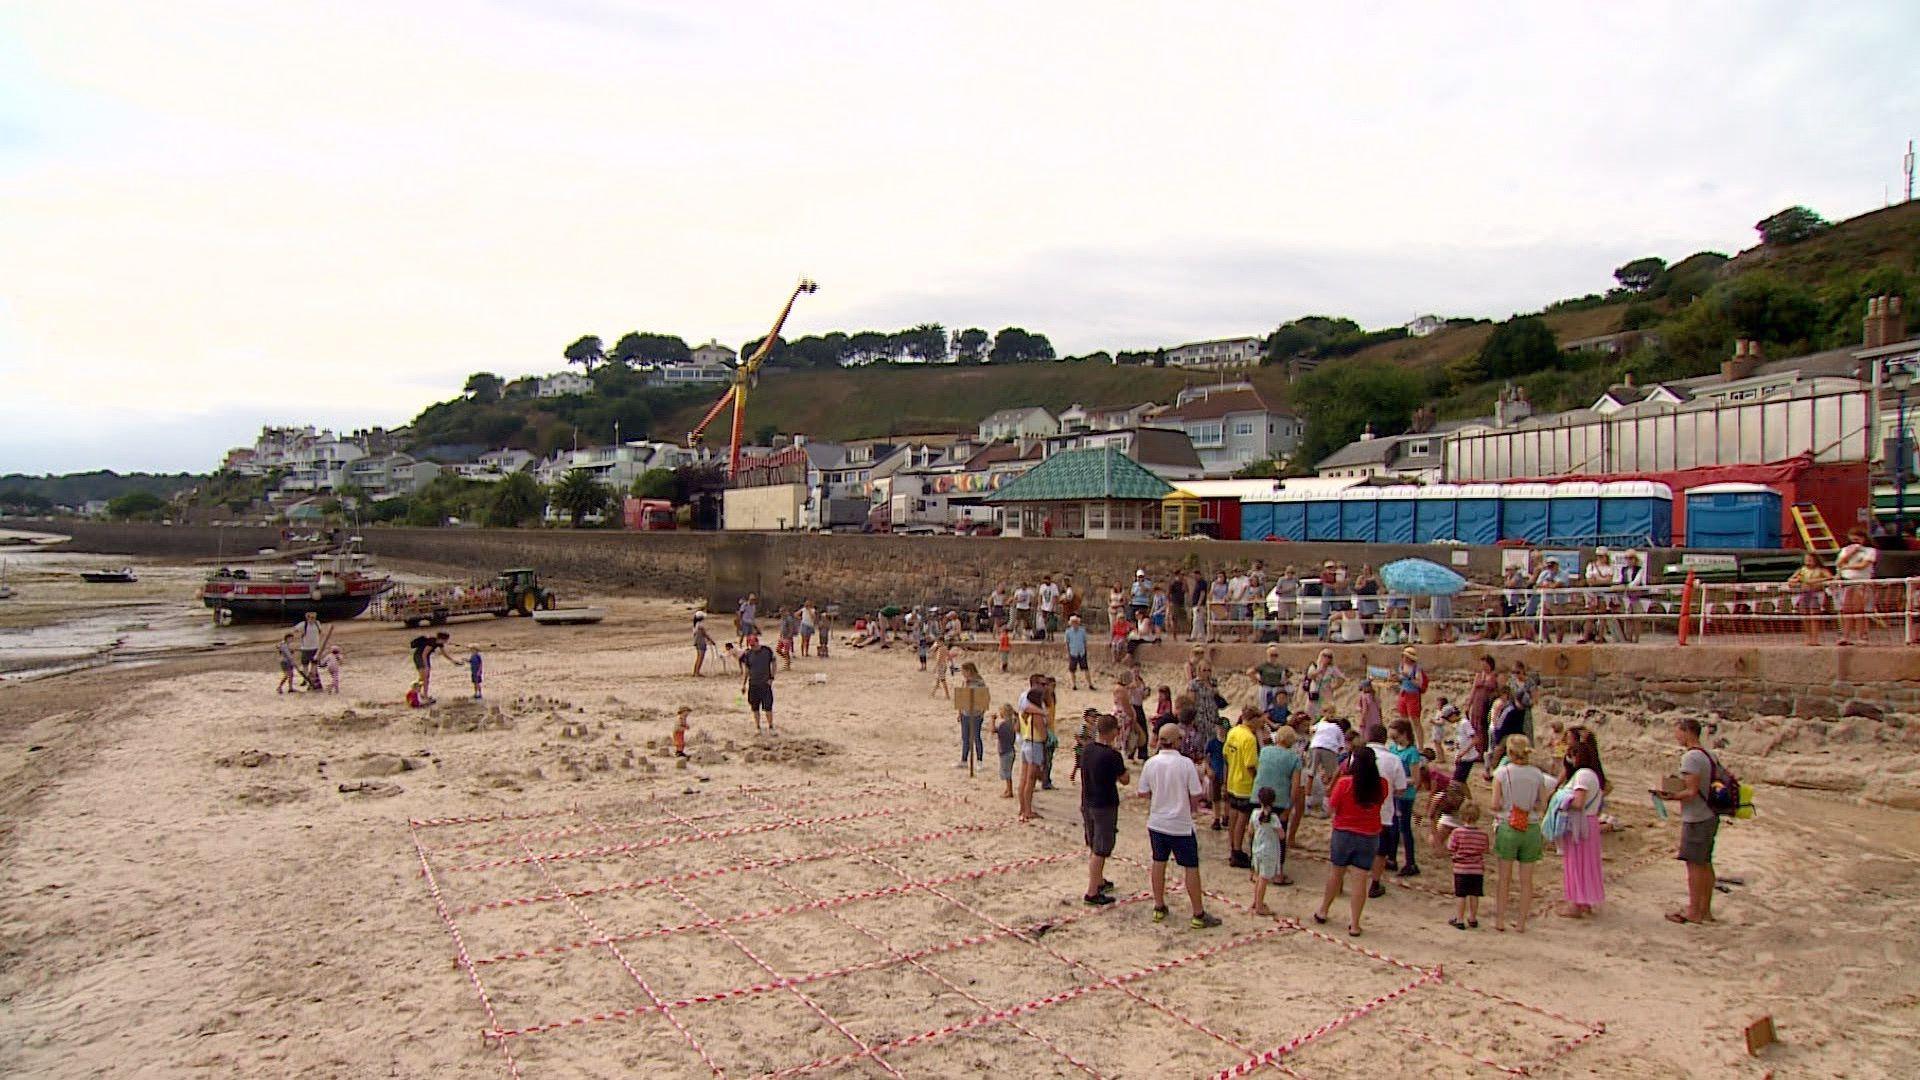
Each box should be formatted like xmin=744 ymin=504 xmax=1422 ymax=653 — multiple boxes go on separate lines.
xmin=3 ymin=575 xmax=1919 ymax=1079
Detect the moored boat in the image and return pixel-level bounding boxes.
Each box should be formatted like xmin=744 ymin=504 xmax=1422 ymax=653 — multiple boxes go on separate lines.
xmin=199 ymin=546 xmax=392 ymax=623
xmin=81 ymin=567 xmax=139 ymax=583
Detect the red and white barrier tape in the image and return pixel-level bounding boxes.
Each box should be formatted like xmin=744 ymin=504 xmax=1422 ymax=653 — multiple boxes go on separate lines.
xmin=1212 ymin=967 xmax=1440 ymax=1079
xmin=407 ymin=826 xmax=522 ymax=1078
xmin=458 ymin=818 xmax=1015 ymax=915
xmin=474 ymin=852 xmax=1073 ymax=966
xmin=429 ymin=785 xmax=906 ymax=854
xmin=764 ymin=924 xmax=1291 ymax=1079
xmin=441 ymin=805 xmax=909 ymax=873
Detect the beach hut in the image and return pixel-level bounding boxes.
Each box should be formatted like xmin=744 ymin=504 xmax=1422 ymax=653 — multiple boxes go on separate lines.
xmin=1597 ymin=481 xmax=1674 ymax=546
xmin=1161 ymin=489 xmax=1204 ymax=537
xmin=1684 ymin=482 xmax=1782 ymax=549
xmin=1500 ymin=483 xmax=1554 ymax=543
xmin=1240 ymin=498 xmax=1276 ymax=542
xmin=1455 ymin=484 xmax=1504 ymax=545
xmin=1337 ymin=487 xmax=1378 ymax=543
xmin=1273 ymin=493 xmax=1308 ymax=541
xmin=1413 ymin=484 xmax=1461 ymax=543
xmin=1374 ymin=485 xmax=1419 ymax=544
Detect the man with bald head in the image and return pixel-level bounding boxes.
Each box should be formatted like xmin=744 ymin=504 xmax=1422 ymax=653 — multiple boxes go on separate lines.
xmin=1137 ymin=722 xmax=1221 ymax=929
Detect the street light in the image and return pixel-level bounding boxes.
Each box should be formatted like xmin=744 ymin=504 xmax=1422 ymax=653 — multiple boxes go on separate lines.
xmin=1894 ymin=368 xmax=1913 ymax=538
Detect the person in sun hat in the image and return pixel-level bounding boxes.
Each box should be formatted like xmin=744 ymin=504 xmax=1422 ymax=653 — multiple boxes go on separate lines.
xmin=1395 ymin=646 xmax=1429 ymax=748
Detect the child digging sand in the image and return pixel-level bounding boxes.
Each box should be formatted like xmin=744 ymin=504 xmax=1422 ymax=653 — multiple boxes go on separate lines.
xmin=673 ymin=706 xmax=690 ymax=757
xmin=276 ymin=633 xmax=298 ymax=694
xmin=1447 ymin=800 xmax=1490 ymax=929
xmin=1248 ymin=785 xmax=1286 ymax=916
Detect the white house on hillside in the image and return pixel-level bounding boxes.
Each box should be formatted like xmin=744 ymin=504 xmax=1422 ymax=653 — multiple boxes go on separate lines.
xmin=1405 ymin=315 xmax=1445 ymax=338
xmin=978 ymin=406 xmax=1058 ymax=441
xmin=537 ymin=371 xmax=594 ymax=398
xmin=1149 ymin=387 xmax=1302 ymax=476
xmin=691 ymin=340 xmax=738 ymax=366
xmin=1165 ymin=336 xmax=1265 ymax=369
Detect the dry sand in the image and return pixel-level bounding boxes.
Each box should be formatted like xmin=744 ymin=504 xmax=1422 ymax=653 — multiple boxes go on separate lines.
xmin=3 ymin=589 xmax=1919 ymax=1079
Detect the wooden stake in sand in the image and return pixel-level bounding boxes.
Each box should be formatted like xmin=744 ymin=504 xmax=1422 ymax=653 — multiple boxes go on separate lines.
xmin=1745 ymin=1015 xmax=1778 ymax=1056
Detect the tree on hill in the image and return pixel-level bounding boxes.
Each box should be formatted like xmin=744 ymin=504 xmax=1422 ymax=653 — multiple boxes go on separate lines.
xmin=1755 ymin=206 xmax=1829 ymax=246
xmin=1662 ymin=252 xmax=1729 ymax=304
xmin=483 ymin=472 xmax=544 ymax=527
xmin=464 ymin=372 xmax=503 ymax=403
xmin=107 ymin=490 xmax=166 ymax=520
xmin=564 ymin=335 xmax=605 ymax=373
xmin=988 ymin=327 xmax=1054 ymax=364
xmin=1613 ymin=257 xmax=1667 ymax=293
xmin=1292 ymin=360 xmax=1426 ymax=467
xmin=951 ymin=327 xmax=990 ymax=364
xmin=550 ymin=469 xmax=612 ymax=527
xmin=612 ymin=332 xmax=691 ymax=366
xmin=1264 ymin=315 xmax=1406 ymax=364
xmin=899 ymin=323 xmax=948 ymax=362
xmin=1476 ymin=316 xmax=1561 ymax=380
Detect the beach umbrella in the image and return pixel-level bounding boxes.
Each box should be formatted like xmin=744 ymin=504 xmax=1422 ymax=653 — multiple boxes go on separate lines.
xmin=1378 ymin=558 xmax=1467 ymax=597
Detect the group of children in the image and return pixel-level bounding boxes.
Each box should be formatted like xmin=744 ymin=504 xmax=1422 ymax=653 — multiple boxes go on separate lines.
xmin=276 ymin=635 xmax=344 ymax=694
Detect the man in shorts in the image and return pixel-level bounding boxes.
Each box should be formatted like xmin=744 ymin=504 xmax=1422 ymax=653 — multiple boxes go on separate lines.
xmin=1657 ymin=717 xmax=1718 ymax=925
xmin=292 ymin=610 xmax=326 ymax=689
xmin=1222 ymin=708 xmax=1261 ymax=869
xmin=409 ymin=631 xmax=451 ymax=703
xmin=1308 ymin=714 xmax=1346 ymax=815
xmin=1078 ymin=714 xmax=1129 ymax=906
xmin=1137 ymin=722 xmax=1221 ymax=929
xmin=1063 ymin=615 xmax=1093 ymax=690
xmin=739 ymin=635 xmax=777 ymax=733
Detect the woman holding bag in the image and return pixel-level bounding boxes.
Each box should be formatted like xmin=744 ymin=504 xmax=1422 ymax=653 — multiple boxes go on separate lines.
xmin=1491 ymin=735 xmax=1552 ymax=934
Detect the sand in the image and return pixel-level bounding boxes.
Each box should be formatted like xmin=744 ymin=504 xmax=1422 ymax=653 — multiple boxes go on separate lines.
xmin=3 ymin=588 xmax=1919 ymax=1079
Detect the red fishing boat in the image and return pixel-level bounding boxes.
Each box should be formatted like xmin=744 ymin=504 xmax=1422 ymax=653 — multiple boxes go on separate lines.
xmin=199 ymin=544 xmax=393 ymax=624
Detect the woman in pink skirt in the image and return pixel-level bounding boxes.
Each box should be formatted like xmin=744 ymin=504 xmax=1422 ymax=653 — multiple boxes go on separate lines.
xmin=1556 ymin=739 xmax=1608 ymax=917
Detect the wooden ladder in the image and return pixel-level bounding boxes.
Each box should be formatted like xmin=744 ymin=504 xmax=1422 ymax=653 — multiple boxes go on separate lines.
xmin=1791 ymin=501 xmax=1838 ymax=557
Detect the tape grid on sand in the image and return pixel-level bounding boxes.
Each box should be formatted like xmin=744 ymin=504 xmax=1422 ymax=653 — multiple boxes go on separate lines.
xmin=412 ymin=780 xmax=1605 ymax=1078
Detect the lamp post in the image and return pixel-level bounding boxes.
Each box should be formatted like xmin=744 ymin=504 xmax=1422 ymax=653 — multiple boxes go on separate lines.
xmin=1894 ymin=368 xmax=1913 ymax=537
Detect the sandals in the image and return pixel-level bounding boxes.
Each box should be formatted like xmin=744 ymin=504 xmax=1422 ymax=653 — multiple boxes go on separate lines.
xmin=1311 ymin=912 xmax=1328 ymax=925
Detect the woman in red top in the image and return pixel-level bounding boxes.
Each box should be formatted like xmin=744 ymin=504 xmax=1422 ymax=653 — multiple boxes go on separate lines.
xmin=1312 ymin=749 xmax=1387 ymax=937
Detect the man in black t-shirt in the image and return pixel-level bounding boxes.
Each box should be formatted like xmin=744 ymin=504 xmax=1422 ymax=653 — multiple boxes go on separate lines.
xmin=740 ymin=640 xmax=778 ymax=732
xmin=1079 ymin=714 xmax=1130 ymax=906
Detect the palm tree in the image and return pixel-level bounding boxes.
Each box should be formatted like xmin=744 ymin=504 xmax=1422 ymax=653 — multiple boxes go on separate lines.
xmin=550 ymin=469 xmax=612 ymax=527
xmin=563 ymin=335 xmax=605 ymax=373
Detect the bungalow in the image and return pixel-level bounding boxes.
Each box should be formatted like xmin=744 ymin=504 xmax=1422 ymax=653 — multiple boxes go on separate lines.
xmin=537 ymin=371 xmax=594 ymax=398
xmin=1164 ymin=336 xmax=1265 ymax=370
xmin=977 ymin=406 xmax=1058 ymax=441
xmin=984 ymin=446 xmax=1175 ymax=539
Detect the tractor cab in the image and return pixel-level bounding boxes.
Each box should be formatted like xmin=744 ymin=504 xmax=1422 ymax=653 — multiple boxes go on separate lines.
xmin=494 ymin=568 xmax=556 ymax=615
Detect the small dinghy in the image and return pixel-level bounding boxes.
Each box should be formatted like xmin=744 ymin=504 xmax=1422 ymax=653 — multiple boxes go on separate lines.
xmin=81 ymin=567 xmax=139 ymax=584
xmin=532 ymin=606 xmax=606 ymax=626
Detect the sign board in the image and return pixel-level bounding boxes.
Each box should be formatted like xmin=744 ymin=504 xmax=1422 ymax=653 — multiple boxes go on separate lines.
xmin=1676 ymin=553 xmax=1739 ymax=574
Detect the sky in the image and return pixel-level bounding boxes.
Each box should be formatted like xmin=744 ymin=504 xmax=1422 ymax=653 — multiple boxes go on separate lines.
xmin=2 ymin=0 xmax=1916 ymax=474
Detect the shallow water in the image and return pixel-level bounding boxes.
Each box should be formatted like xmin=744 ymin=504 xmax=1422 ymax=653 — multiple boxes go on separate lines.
xmin=0 ymin=549 xmax=436 ymax=681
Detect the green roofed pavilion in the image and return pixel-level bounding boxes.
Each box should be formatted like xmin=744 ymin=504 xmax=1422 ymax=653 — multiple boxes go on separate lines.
xmin=983 ymin=447 xmax=1176 ymax=539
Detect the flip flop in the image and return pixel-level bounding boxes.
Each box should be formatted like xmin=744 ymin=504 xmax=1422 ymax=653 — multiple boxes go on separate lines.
xmin=1311 ymin=912 xmax=1328 ymax=925
xmin=1665 ymin=911 xmax=1694 ymax=924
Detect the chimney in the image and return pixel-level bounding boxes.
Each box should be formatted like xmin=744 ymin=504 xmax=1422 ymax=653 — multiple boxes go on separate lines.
xmin=1622 ymin=371 xmax=1635 ymax=387
xmin=1359 ymin=422 xmax=1375 ymax=442
xmin=1863 ymin=295 xmax=1907 ymax=349
xmin=1722 ymin=339 xmax=1761 ymax=382
xmin=792 ymin=433 xmax=808 ymax=447
xmin=1408 ymin=406 xmax=1436 ymax=434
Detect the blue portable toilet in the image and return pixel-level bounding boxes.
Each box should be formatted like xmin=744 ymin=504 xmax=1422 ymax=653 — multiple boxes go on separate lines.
xmin=1500 ymin=483 xmax=1553 ymax=544
xmin=1455 ymin=484 xmax=1504 ymax=545
xmin=1374 ymin=485 xmax=1419 ymax=544
xmin=1306 ymin=495 xmax=1342 ymax=541
xmin=1414 ymin=484 xmax=1461 ymax=543
xmin=1684 ymin=483 xmax=1782 ymax=549
xmin=1240 ymin=498 xmax=1276 ymax=542
xmin=1272 ymin=493 xmax=1308 ymax=541
xmin=1339 ymin=488 xmax=1378 ymax=542
xmin=1546 ymin=482 xmax=1603 ymax=545
xmin=1598 ymin=481 xmax=1674 ymax=546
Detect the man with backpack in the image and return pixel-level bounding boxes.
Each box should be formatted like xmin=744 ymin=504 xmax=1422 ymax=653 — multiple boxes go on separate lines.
xmin=1655 ymin=717 xmax=1721 ymax=925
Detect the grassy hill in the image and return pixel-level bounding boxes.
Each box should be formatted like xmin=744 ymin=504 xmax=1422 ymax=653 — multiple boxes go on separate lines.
xmin=656 ymin=362 xmax=1306 ymax=442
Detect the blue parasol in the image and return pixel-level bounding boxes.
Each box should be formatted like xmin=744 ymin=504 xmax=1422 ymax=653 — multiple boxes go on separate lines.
xmin=1378 ymin=558 xmax=1468 ymax=597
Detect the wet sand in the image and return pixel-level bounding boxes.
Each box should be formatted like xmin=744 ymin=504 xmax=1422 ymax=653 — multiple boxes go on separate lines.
xmin=2 ymin=577 xmax=1918 ymax=1078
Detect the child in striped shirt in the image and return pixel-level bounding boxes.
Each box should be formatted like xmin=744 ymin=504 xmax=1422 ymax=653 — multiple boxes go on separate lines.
xmin=1446 ymin=801 xmax=1489 ymax=930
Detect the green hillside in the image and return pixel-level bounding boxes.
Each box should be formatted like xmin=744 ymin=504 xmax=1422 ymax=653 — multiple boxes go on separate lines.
xmin=657 ymin=362 xmax=1301 ymax=442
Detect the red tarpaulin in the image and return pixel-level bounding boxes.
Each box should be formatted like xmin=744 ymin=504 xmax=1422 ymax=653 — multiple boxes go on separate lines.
xmin=1518 ymin=454 xmax=1869 ymax=549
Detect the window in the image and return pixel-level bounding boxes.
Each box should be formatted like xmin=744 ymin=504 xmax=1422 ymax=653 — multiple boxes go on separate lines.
xmin=1085 ymin=503 xmax=1106 ymax=530
xmin=1232 ymin=421 xmax=1255 ymax=436
xmin=1189 ymin=421 xmax=1224 ymax=447
xmin=1403 ymin=439 xmax=1430 ymax=456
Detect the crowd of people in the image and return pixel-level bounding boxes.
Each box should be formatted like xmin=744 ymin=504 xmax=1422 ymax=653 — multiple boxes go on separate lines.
xmin=939 ymin=639 xmax=1731 ymax=941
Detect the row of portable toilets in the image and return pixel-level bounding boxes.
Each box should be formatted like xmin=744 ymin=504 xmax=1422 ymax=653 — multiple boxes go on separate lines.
xmin=1240 ymin=481 xmax=1681 ymax=547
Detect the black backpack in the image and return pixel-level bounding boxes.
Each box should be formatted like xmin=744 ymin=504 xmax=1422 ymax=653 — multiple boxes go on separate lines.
xmin=1702 ymin=752 xmax=1744 ymax=818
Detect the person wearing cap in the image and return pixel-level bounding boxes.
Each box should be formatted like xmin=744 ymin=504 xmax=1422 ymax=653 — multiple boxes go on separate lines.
xmin=1129 ymin=569 xmax=1152 ymax=620
xmin=1395 ymin=647 xmax=1428 ymax=748
xmin=1532 ymin=558 xmax=1567 ymax=644
xmin=1064 ymin=614 xmax=1094 ymax=690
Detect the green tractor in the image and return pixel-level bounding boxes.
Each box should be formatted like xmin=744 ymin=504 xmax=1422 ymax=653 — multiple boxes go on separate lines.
xmin=496 ymin=567 xmax=558 ymax=616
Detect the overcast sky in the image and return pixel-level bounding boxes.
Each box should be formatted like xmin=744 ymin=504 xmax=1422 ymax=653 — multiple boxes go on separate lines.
xmin=2 ymin=0 xmax=1915 ymax=473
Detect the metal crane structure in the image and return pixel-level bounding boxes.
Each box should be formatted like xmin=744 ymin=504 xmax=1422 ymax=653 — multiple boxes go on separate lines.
xmin=686 ymin=278 xmax=819 ymax=477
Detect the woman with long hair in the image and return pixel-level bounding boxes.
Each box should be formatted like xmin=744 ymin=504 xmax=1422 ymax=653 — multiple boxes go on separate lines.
xmin=1556 ymin=738 xmax=1608 ymax=918
xmin=1466 ymin=655 xmax=1499 ymax=739
xmin=1312 ymin=746 xmax=1387 ymax=937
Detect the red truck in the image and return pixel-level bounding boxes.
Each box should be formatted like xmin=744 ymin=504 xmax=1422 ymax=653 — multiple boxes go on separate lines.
xmin=623 ymin=497 xmax=676 ymax=531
